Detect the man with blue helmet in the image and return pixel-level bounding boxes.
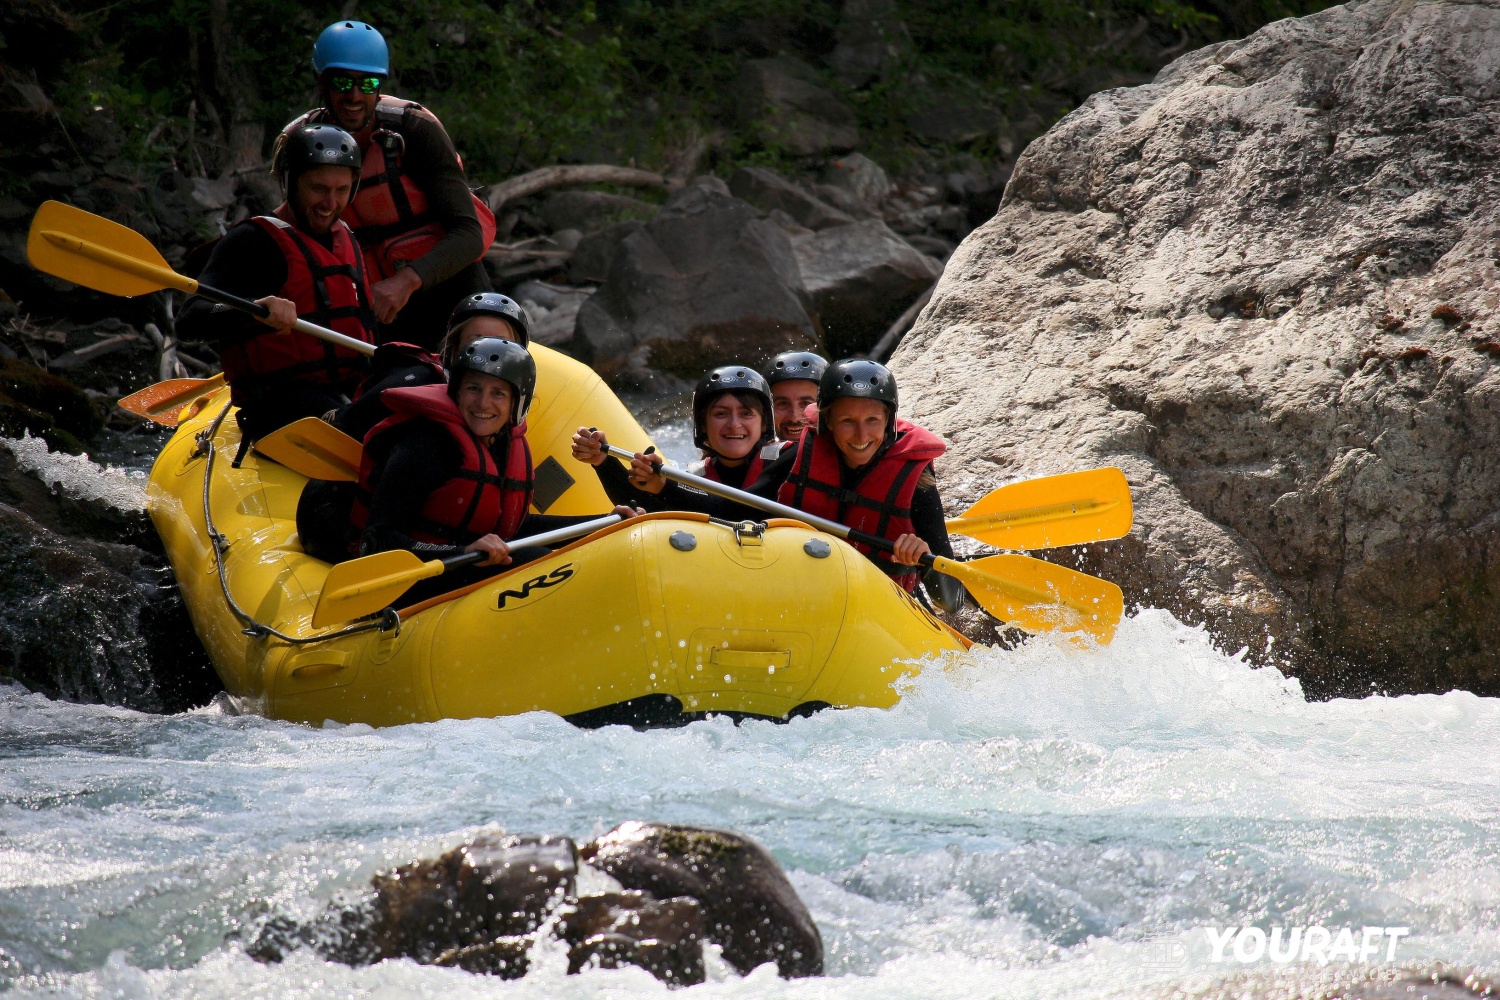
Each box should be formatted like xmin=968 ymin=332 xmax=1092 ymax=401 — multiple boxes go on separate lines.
xmin=280 ymin=20 xmax=496 ymax=351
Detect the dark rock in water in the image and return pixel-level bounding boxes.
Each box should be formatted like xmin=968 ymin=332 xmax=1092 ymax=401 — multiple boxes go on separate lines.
xmin=369 ymin=833 xmax=578 ymax=965
xmin=247 ymin=824 xmax=820 ymax=984
xmin=734 ymin=56 xmax=860 ymax=156
xmin=897 ymin=0 xmax=1500 ymax=696
xmin=574 ymin=181 xmax=821 ymax=385
xmin=249 ymin=834 xmax=580 ymax=973
xmin=0 ymin=358 xmax=104 ymax=454
xmin=0 ymin=445 xmax=155 ymax=550
xmin=561 ymin=892 xmax=704 ymax=983
xmin=0 ymin=502 xmax=216 ymax=713
xmin=729 ymin=167 xmax=855 ymax=232
xmin=581 ymin=821 xmax=823 ymax=978
xmin=791 ymin=220 xmax=941 ymax=357
xmin=542 ymin=190 xmax=656 ymax=234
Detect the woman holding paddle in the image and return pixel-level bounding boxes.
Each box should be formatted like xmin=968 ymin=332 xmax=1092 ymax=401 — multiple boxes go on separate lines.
xmin=296 ymin=294 xmax=532 ymax=561
xmin=575 ymin=357 xmax=967 ymax=613
xmin=571 ymin=366 xmax=797 ymax=521
xmin=349 ymin=337 xmax=638 ymax=608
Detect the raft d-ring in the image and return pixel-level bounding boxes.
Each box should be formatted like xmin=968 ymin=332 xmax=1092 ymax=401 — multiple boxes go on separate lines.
xmin=669 ymin=530 xmax=697 ymax=551
xmin=803 ymin=538 xmax=831 ymax=558
xmin=731 ymin=520 xmax=765 ymax=547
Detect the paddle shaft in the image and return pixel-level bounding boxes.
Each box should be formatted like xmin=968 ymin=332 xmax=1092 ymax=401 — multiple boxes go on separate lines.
xmin=195 ymin=283 xmax=376 ymax=357
xmin=603 ymin=444 xmax=940 ymax=571
xmin=435 ymin=514 xmax=623 ymax=573
xmin=40 ymin=229 xmax=375 ymax=357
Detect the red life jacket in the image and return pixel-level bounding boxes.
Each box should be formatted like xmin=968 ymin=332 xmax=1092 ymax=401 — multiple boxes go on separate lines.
xmin=701 ymin=440 xmax=790 ymax=487
xmin=350 ymin=384 xmax=533 ymax=551
xmin=285 ymin=97 xmax=497 ymax=282
xmin=777 ymin=419 xmax=945 ymax=590
xmin=221 ymin=208 xmax=374 ymax=405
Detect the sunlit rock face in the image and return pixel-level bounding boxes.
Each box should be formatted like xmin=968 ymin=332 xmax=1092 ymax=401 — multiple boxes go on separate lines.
xmin=895 ymin=0 xmax=1500 ymax=695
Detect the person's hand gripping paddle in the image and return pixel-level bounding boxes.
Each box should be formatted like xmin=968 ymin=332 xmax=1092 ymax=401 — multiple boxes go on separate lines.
xmin=26 ymin=200 xmax=376 ymax=426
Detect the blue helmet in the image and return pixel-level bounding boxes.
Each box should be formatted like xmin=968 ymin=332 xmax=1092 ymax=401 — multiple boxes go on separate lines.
xmin=312 ymin=21 xmax=389 ymax=76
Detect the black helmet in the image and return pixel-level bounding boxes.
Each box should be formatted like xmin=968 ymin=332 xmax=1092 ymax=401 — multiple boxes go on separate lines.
xmin=764 ymin=350 xmax=828 ymax=386
xmin=692 ymin=365 xmax=773 ymax=452
xmin=817 ymin=358 xmax=898 ymax=440
xmin=274 ymin=124 xmax=361 ymax=197
xmin=446 ymin=292 xmax=531 ymax=351
xmin=448 ymin=337 xmax=536 ymax=424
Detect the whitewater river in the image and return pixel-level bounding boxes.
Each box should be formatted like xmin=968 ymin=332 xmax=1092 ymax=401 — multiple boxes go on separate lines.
xmin=3 ymin=430 xmax=1498 ymax=998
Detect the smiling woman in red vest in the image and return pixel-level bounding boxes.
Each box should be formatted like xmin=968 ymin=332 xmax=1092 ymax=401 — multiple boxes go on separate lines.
xmin=778 ymin=359 xmax=967 ymax=613
xmin=350 ymin=338 xmax=636 ymax=607
xmin=280 ymin=21 xmax=497 ymax=350
xmin=177 ymin=124 xmax=374 ymax=448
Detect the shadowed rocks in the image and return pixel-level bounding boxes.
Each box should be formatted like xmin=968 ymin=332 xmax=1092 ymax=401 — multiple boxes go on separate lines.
xmin=573 ymin=180 xmax=822 ymax=386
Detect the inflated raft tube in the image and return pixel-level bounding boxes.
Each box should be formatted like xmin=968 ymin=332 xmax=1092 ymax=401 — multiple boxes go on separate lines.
xmin=148 ymin=345 xmax=968 ymax=727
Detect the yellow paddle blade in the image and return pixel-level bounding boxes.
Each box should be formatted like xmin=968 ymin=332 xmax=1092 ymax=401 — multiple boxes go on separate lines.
xmin=255 ymin=417 xmax=361 ymax=482
xmin=116 ymin=373 xmax=227 ymax=426
xmin=313 ymin=549 xmax=444 ymax=627
xmin=945 ymin=467 xmax=1133 ymax=550
xmin=937 ymin=552 xmax=1123 ymax=644
xmin=27 ymin=201 xmax=193 ymax=298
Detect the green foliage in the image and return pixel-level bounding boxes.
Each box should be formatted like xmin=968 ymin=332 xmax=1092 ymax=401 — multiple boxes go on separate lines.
xmin=41 ymin=0 xmax=1338 ymax=185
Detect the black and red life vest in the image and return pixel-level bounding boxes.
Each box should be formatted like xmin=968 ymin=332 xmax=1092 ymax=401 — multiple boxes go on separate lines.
xmin=220 ymin=207 xmax=374 ymax=404
xmin=285 ymin=97 xmax=497 ymax=282
xmin=778 ymin=419 xmax=945 ymax=590
xmin=353 ymin=341 xmax=446 ymax=400
xmin=700 ymin=440 xmax=790 ymax=487
xmin=350 ymin=384 xmax=533 ymax=551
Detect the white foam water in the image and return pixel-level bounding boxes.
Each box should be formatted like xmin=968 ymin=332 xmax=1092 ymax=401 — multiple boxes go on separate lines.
xmin=2 ymin=609 xmax=1496 ymax=998
xmin=1 ymin=434 xmax=150 ymax=512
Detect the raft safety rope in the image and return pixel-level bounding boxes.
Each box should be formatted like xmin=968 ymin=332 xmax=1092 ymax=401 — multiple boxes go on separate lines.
xmin=196 ymin=403 xmax=400 ymax=644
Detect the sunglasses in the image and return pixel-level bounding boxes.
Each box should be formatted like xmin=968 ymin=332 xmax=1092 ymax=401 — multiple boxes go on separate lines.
xmin=328 ymin=75 xmax=383 ymax=95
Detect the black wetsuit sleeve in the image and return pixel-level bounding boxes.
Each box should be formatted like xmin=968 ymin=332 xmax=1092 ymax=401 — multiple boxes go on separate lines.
xmin=909 ymin=474 xmax=954 ymax=559
xmin=359 ymin=423 xmax=468 ymax=560
xmin=399 ymin=112 xmax=485 ymax=288
xmin=589 ymin=458 xmax=657 ymax=507
xmin=175 ymin=223 xmax=288 ymax=347
xmin=642 ymin=447 xmax=797 ymax=520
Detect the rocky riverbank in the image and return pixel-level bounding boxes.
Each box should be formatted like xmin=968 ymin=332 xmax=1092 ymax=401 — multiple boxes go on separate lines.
xmin=897 ymin=0 xmax=1500 ymax=697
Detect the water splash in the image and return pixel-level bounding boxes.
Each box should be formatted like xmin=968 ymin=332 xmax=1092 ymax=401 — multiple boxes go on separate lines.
xmin=1 ymin=433 xmax=149 ymax=512
xmin=1 ymin=610 xmax=1496 ymax=997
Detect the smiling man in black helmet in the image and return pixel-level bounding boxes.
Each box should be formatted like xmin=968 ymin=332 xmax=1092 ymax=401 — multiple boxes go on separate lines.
xmin=177 ymin=123 xmax=375 ymax=446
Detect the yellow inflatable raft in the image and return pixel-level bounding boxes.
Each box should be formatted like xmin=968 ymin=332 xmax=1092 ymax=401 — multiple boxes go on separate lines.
xmin=148 ymin=344 xmax=969 ymax=727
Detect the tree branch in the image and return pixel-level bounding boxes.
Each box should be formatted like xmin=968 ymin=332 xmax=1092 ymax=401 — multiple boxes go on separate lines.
xmin=482 ymin=164 xmax=678 ymax=213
